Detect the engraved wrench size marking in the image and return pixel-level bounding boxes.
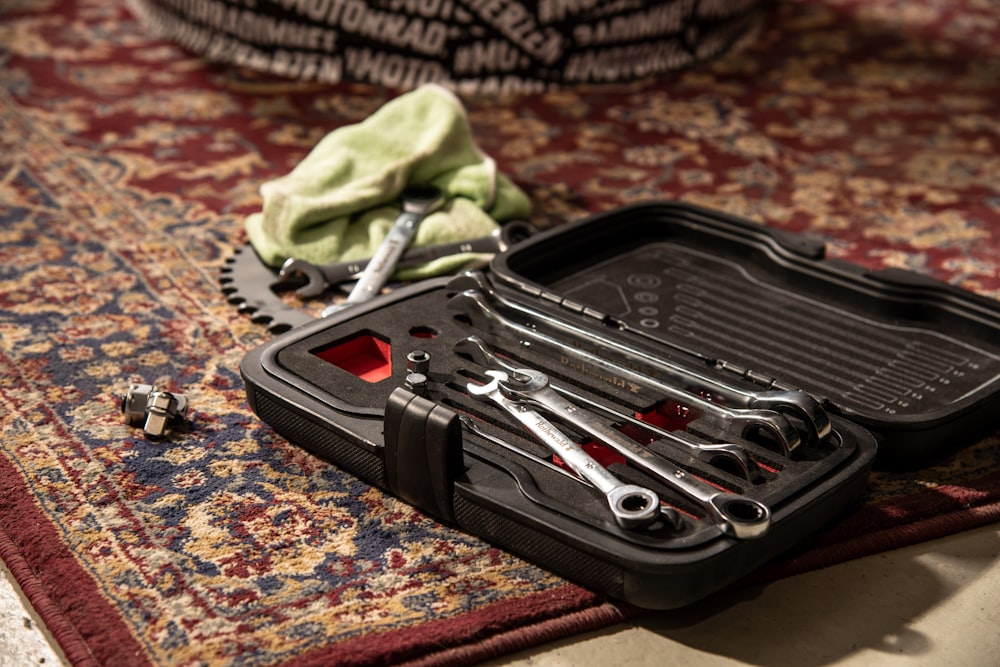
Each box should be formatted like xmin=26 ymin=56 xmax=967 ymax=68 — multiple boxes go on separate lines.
xmin=468 ymin=371 xmax=661 ymax=530
xmin=496 ymin=369 xmax=772 ymax=539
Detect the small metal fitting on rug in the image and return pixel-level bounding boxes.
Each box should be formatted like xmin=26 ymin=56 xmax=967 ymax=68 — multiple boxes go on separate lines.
xmin=121 ymin=383 xmax=188 ymax=438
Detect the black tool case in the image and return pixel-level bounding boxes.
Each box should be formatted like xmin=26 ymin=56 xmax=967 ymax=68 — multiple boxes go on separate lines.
xmin=240 ymin=201 xmax=1000 ymax=609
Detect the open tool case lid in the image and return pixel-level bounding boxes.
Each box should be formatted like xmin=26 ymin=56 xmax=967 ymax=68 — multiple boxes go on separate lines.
xmin=240 ymin=200 xmax=997 ymax=609
xmin=490 ymin=201 xmax=1000 ymax=465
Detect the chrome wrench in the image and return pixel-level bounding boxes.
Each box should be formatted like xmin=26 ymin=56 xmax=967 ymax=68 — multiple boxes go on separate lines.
xmin=281 ymin=222 xmax=533 ymax=298
xmin=448 ymin=271 xmax=830 ymax=445
xmin=449 ymin=289 xmax=804 ymax=455
xmin=322 ymin=184 xmax=445 ymax=316
xmin=458 ymin=415 xmax=686 ymax=532
xmin=454 ymin=335 xmax=760 ymax=480
xmin=468 ymin=371 xmax=662 ymax=529
xmin=496 ymin=368 xmax=772 ymax=539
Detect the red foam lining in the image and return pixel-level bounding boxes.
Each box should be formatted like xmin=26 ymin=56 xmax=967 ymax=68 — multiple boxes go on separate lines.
xmin=313 ymin=332 xmax=392 ymax=382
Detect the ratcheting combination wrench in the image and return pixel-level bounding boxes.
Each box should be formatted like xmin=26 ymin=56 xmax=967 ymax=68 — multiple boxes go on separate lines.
xmin=449 ymin=288 xmax=804 ymax=455
xmin=448 ymin=272 xmax=831 ymax=446
xmin=322 ymin=184 xmax=445 ymax=316
xmin=455 ymin=335 xmax=760 ymax=480
xmin=492 ymin=368 xmax=772 ymax=539
xmin=469 ymin=370 xmax=662 ymax=530
xmin=280 ymin=222 xmax=534 ymax=298
xmin=457 ymin=414 xmax=687 ymax=532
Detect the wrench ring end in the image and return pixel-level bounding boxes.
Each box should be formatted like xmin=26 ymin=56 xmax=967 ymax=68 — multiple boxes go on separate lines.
xmin=607 ymin=484 xmax=661 ymax=529
xmin=713 ymin=496 xmax=771 ymax=539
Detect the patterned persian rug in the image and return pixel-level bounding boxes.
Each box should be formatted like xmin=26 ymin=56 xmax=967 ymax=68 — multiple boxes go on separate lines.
xmin=1 ymin=1 xmax=998 ymax=665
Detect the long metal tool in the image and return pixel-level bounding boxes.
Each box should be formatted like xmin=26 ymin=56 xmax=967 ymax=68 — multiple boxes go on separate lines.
xmin=458 ymin=415 xmax=686 ymax=532
xmin=468 ymin=371 xmax=662 ymax=529
xmin=449 ymin=272 xmax=831 ymax=445
xmin=449 ymin=289 xmax=804 ymax=455
xmin=322 ymin=184 xmax=445 ymax=316
xmin=496 ymin=368 xmax=772 ymax=539
xmin=455 ymin=335 xmax=760 ymax=480
xmin=281 ymin=222 xmax=533 ymax=298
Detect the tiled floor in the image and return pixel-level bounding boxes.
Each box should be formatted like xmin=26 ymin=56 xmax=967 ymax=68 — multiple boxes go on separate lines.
xmin=3 ymin=523 xmax=999 ymax=666
xmin=493 ymin=523 xmax=1000 ymax=667
xmin=0 ymin=562 xmax=65 ymax=666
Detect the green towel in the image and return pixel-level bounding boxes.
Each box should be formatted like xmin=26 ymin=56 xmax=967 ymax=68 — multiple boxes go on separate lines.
xmin=245 ymin=84 xmax=531 ymax=277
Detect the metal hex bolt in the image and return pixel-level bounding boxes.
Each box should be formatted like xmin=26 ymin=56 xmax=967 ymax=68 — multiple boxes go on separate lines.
xmin=406 ymin=349 xmax=431 ymax=374
xmin=404 ymin=372 xmax=428 ymax=396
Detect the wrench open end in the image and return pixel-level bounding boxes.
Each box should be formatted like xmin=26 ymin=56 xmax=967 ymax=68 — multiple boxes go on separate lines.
xmin=465 ymin=369 xmax=507 ymax=397
xmin=448 ymin=289 xmax=497 ymax=331
xmin=741 ymin=415 xmax=802 ymax=457
xmin=455 ymin=335 xmax=504 ymax=369
xmin=279 ymin=258 xmax=330 ymax=298
xmin=749 ymin=392 xmax=833 ymax=445
xmin=446 ymin=270 xmax=494 ymax=294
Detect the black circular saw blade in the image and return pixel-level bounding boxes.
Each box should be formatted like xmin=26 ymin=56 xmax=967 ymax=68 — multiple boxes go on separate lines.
xmin=220 ymin=244 xmax=317 ymax=334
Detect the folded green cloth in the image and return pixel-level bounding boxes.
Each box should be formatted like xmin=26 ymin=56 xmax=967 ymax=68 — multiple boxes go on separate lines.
xmin=245 ymin=83 xmax=531 ymax=277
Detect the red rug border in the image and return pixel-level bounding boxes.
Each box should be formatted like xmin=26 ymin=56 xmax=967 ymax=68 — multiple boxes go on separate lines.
xmin=0 ymin=445 xmax=612 ymax=667
xmin=0 ymin=451 xmax=147 ymax=667
xmin=5 ymin=428 xmax=1000 ymax=667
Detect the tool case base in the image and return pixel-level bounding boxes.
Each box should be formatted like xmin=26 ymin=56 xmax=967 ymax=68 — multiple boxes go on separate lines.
xmin=240 ymin=200 xmax=1000 ymax=609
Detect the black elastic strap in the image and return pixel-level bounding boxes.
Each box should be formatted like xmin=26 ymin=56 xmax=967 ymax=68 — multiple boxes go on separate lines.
xmin=383 ymin=388 xmax=464 ymax=522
